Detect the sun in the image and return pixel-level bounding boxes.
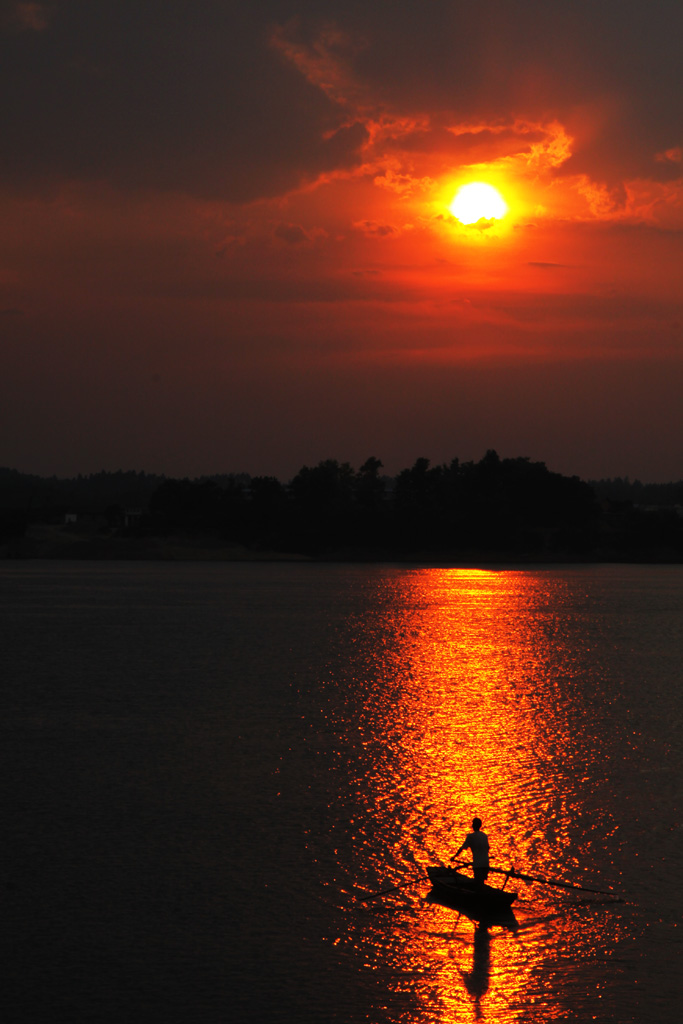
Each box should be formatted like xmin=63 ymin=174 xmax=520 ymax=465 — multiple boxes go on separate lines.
xmin=449 ymin=182 xmax=508 ymax=225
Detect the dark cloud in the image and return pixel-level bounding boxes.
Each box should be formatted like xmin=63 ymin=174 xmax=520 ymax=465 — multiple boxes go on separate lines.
xmin=0 ymin=2 xmax=364 ymax=200
xmin=3 ymin=2 xmax=51 ymax=32
xmin=353 ymin=220 xmax=400 ymax=237
xmin=274 ymin=223 xmax=310 ymax=244
xmin=527 ymin=262 xmax=571 ymax=269
xmin=0 ymin=1 xmax=680 ymax=201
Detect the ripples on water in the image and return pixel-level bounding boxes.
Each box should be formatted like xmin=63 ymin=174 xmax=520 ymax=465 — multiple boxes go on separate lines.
xmin=1 ymin=563 xmax=681 ymax=1023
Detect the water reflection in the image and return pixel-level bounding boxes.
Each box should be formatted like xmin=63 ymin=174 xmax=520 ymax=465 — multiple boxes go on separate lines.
xmin=465 ymin=923 xmax=491 ymax=1008
xmin=390 ymin=570 xmax=576 ymax=872
xmin=426 ymin=889 xmax=521 ymax=1020
xmin=340 ymin=568 xmax=626 ymax=1022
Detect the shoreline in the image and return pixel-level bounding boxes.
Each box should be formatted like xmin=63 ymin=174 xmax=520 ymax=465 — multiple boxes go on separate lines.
xmin=2 ymin=529 xmax=682 ymax=567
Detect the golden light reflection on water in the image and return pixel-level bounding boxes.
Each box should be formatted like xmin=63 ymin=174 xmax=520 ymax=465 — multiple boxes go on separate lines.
xmin=345 ymin=568 xmax=626 ymax=1023
xmin=390 ymin=570 xmax=573 ymax=867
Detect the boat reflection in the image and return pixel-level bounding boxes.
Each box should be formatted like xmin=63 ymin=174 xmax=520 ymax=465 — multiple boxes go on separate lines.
xmin=416 ymin=888 xmax=520 ymax=1021
xmin=425 ymin=887 xmax=519 ymax=1018
xmin=463 ymin=921 xmax=491 ymax=1015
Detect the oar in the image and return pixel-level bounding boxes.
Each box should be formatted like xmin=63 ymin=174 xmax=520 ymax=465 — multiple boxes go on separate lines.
xmin=356 ymin=874 xmax=425 ymax=901
xmin=488 ymin=864 xmax=620 ymax=897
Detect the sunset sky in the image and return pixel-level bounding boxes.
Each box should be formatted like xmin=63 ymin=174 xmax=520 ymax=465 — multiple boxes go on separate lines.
xmin=1 ymin=1 xmax=682 ymax=481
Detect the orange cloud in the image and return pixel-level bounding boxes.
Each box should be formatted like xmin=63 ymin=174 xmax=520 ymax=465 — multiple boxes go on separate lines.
xmin=268 ymin=19 xmax=683 ymax=236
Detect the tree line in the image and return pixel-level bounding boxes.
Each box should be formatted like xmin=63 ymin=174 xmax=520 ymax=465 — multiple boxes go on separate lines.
xmin=2 ymin=456 xmax=682 ymax=560
xmin=588 ymin=476 xmax=683 ymax=507
xmin=145 ymin=451 xmax=596 ymax=557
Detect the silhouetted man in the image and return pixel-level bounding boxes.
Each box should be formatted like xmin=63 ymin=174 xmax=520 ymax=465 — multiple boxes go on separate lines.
xmin=455 ymin=817 xmax=490 ymax=884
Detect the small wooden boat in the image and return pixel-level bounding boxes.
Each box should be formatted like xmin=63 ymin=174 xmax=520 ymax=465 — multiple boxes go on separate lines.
xmin=427 ymin=866 xmax=518 ymax=914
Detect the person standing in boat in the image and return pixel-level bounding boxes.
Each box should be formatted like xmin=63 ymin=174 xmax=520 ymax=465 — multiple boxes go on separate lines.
xmin=454 ymin=818 xmax=490 ymax=885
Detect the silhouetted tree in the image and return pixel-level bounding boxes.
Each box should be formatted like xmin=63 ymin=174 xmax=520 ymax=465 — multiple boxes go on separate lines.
xmin=218 ymin=476 xmax=249 ymax=541
xmin=288 ymin=459 xmax=355 ymax=552
xmin=247 ymin=476 xmax=289 ymax=546
xmin=149 ymin=478 xmax=224 ymax=533
xmin=352 ymin=457 xmax=388 ymax=548
xmin=392 ymin=458 xmax=450 ymax=550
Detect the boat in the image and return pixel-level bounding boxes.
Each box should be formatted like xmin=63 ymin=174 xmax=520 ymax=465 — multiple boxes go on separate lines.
xmin=427 ymin=866 xmax=518 ymax=915
xmin=426 ymin=887 xmax=519 ymax=931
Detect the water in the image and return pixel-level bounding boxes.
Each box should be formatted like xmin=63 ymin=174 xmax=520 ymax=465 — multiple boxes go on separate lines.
xmin=1 ymin=562 xmax=681 ymax=1023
